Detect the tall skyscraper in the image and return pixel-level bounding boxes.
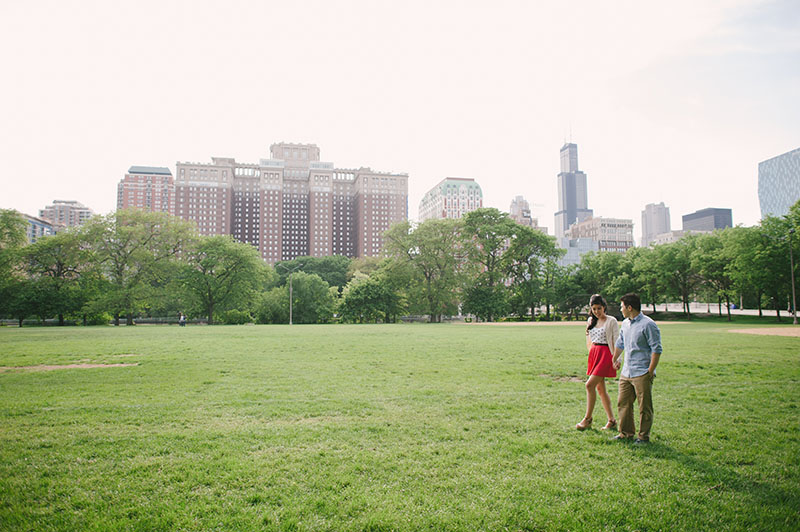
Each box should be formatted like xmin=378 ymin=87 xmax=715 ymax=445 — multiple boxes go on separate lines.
xmin=117 ymin=166 xmax=175 ymax=213
xmin=39 ymin=200 xmax=94 ymax=227
xmin=758 ymin=147 xmax=800 ymax=219
xmin=554 ymin=143 xmax=593 ymax=238
xmin=171 ymin=143 xmax=407 ymax=263
xmin=682 ymin=208 xmax=732 ymax=232
xmin=418 ymin=178 xmax=483 ymax=221
xmin=641 ymin=202 xmax=671 ymax=247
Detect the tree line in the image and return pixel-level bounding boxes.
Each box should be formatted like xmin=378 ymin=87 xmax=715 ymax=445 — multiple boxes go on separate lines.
xmin=1 ymin=202 xmax=798 ymax=326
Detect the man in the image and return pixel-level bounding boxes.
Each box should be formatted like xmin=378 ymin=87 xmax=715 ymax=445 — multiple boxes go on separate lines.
xmin=612 ymin=293 xmax=662 ymax=444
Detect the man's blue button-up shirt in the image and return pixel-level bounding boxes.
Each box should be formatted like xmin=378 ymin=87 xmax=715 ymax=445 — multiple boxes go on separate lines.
xmin=615 ymin=313 xmax=662 ymax=378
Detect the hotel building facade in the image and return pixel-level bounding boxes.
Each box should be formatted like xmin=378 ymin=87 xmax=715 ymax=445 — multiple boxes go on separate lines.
xmin=418 ymin=177 xmax=483 ymax=221
xmin=169 ymin=143 xmax=407 ymax=263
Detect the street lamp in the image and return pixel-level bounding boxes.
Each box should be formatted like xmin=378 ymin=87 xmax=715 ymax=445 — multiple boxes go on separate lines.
xmin=276 ymin=263 xmax=303 ymax=325
xmin=789 ymin=228 xmax=797 ymax=325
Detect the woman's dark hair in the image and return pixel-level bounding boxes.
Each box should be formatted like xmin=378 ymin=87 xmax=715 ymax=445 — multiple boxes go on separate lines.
xmin=587 ymin=294 xmax=607 ymax=331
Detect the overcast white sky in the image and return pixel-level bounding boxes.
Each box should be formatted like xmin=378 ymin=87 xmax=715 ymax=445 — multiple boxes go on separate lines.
xmin=1 ymin=0 xmax=798 ymax=242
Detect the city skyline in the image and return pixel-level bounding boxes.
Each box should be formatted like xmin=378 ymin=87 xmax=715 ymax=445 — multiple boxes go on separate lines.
xmin=2 ymin=1 xmax=798 ymax=232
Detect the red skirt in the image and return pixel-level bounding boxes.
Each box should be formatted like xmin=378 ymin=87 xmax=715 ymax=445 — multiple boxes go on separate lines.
xmin=587 ymin=344 xmax=616 ymax=378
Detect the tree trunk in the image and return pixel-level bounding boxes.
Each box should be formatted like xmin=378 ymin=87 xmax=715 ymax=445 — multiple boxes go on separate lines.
xmin=718 ymin=297 xmax=722 ymax=316
xmin=126 ymin=313 xmax=134 ymax=326
xmin=208 ymin=303 xmax=214 ymax=325
xmin=114 ymin=313 xmax=120 ymax=326
xmin=18 ymin=318 xmax=23 ymax=327
xmin=58 ymin=313 xmax=65 ymax=326
xmin=725 ymin=295 xmax=731 ymax=321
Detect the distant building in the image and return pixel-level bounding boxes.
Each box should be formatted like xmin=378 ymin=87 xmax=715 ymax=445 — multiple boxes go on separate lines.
xmin=641 ymin=202 xmax=671 ymax=247
xmin=39 ymin=200 xmax=94 ymax=227
xmin=21 ymin=213 xmax=55 ymax=244
xmin=557 ymin=237 xmax=599 ymax=267
xmin=509 ymin=195 xmax=547 ymax=233
xmin=682 ymin=208 xmax=732 ymax=232
xmin=566 ymin=216 xmax=635 ymax=253
xmin=758 ymin=147 xmax=800 ymax=218
xmin=554 ymin=143 xmax=593 ymax=238
xmin=117 ymin=166 xmax=175 ymax=213
xmin=650 ymin=229 xmax=710 ymax=246
xmin=418 ymin=177 xmax=483 ymax=221
xmin=173 ymin=143 xmax=408 ymax=263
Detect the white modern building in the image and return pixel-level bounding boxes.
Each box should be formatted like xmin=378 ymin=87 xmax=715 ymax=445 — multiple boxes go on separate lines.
xmin=418 ymin=177 xmax=483 ymax=221
xmin=758 ymin=147 xmax=800 ymax=218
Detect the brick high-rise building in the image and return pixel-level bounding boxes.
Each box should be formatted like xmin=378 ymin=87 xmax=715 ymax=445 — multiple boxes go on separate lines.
xmin=39 ymin=200 xmax=94 ymax=227
xmin=173 ymin=143 xmax=408 ymax=263
xmin=117 ymin=166 xmax=175 ymax=213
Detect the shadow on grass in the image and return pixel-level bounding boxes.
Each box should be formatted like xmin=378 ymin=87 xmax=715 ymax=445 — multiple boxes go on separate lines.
xmin=607 ymin=439 xmax=798 ymax=509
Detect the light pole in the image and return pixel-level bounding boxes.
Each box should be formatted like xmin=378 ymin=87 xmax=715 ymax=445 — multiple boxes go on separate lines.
xmin=789 ymin=228 xmax=797 ymax=325
xmin=277 ymin=263 xmax=303 ymax=325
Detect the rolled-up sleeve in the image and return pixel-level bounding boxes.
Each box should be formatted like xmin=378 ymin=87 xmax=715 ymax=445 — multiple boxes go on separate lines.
xmin=616 ymin=326 xmax=625 ymax=351
xmin=645 ymin=322 xmax=662 ymax=354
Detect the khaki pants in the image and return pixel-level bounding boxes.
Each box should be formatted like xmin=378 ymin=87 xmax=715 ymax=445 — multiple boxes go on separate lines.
xmin=618 ymin=373 xmax=654 ymax=440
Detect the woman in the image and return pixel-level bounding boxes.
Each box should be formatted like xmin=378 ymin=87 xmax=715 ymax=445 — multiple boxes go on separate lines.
xmin=576 ymin=294 xmax=619 ymax=431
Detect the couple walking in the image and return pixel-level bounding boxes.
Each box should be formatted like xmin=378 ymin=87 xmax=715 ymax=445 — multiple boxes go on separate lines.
xmin=576 ymin=293 xmax=662 ymax=444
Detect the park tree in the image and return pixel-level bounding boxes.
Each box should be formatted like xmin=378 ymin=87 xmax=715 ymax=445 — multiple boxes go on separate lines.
xmin=656 ymin=236 xmax=700 ymax=315
xmin=757 ymin=216 xmax=794 ymax=321
xmin=554 ymin=264 xmax=586 ymax=319
xmin=275 ymin=255 xmax=351 ymax=291
xmin=504 ymin=225 xmax=563 ymax=320
xmin=286 ymin=271 xmax=336 ymax=324
xmin=384 ymin=219 xmax=467 ymax=322
xmin=461 ymin=208 xmax=519 ymax=321
xmin=180 ymin=235 xmax=269 ymax=324
xmin=339 ymin=272 xmax=404 ymax=323
xmin=83 ymin=209 xmax=196 ymax=325
xmin=691 ymin=231 xmax=736 ymax=320
xmin=629 ymin=246 xmax=665 ymax=313
xmin=22 ymin=230 xmax=93 ymax=325
xmin=0 ymin=209 xmax=28 ymax=320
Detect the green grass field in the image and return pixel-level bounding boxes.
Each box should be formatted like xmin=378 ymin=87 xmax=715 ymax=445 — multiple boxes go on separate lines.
xmin=1 ymin=322 xmax=798 ymax=531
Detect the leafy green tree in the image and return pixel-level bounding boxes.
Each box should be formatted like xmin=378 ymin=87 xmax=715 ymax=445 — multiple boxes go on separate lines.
xmin=692 ymin=231 xmax=736 ymax=320
xmin=255 ymin=287 xmax=289 ymax=324
xmin=340 ymin=272 xmax=404 ymax=323
xmin=553 ymin=264 xmax=586 ymax=319
xmin=287 ymin=271 xmax=336 ymax=324
xmin=83 ymin=209 xmax=196 ymax=325
xmin=180 ymin=235 xmax=268 ymax=325
xmin=462 ymin=279 xmax=509 ymax=322
xmin=656 ymin=236 xmax=700 ymax=315
xmin=275 ymin=255 xmax=351 ymax=291
xmin=0 ymin=209 xmax=28 ymax=320
xmin=22 ymin=231 xmax=91 ymax=325
xmin=505 ymin=226 xmax=564 ymax=319
xmin=757 ymin=216 xmax=794 ymax=321
xmin=629 ymin=246 xmax=665 ymax=313
xmin=463 ymin=208 xmax=518 ymax=286
xmin=384 ymin=219 xmax=467 ymax=322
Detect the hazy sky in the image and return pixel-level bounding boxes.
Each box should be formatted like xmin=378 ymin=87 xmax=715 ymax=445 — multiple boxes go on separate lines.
xmin=1 ymin=0 xmax=798 ymax=242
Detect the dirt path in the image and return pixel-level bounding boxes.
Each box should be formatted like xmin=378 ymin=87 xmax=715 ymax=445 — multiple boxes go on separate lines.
xmin=0 ymin=363 xmax=139 ymax=373
xmin=729 ymin=328 xmax=800 ymax=337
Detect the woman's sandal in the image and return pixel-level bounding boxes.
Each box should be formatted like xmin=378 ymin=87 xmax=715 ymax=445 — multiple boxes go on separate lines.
xmin=575 ymin=417 xmax=592 ymax=431
xmin=601 ymin=420 xmax=617 ymax=431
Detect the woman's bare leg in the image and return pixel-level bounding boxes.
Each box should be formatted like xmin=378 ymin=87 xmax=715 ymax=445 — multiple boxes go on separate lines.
xmin=596 ymin=378 xmax=616 ymax=423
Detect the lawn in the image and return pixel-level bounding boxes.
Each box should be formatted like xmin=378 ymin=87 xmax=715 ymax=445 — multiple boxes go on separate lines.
xmin=0 ymin=322 xmax=798 ymax=531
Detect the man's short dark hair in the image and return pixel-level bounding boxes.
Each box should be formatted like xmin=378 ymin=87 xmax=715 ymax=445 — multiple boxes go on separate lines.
xmin=620 ymin=293 xmax=641 ymax=312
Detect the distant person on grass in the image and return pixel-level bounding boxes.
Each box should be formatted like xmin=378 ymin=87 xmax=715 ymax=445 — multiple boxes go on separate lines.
xmin=612 ymin=293 xmax=662 ymax=444
xmin=576 ymin=294 xmax=619 ymax=431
